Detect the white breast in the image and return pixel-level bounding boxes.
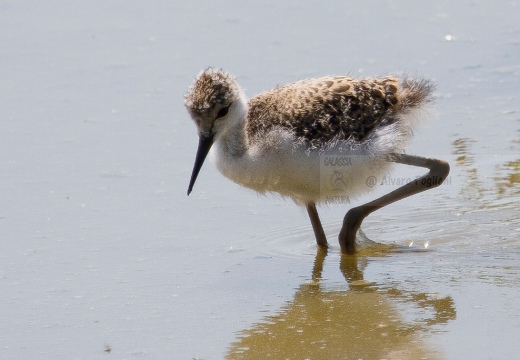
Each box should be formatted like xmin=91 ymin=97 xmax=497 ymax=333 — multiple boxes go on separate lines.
xmin=213 ymin=123 xmax=407 ymax=205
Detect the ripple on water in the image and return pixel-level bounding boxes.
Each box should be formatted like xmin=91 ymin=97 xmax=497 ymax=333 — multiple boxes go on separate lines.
xmin=246 ymin=217 xmax=434 ymax=264
xmin=248 ymin=222 xmax=321 ymax=261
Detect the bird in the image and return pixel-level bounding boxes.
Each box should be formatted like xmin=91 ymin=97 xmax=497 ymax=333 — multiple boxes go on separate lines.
xmin=184 ymin=68 xmax=449 ymax=254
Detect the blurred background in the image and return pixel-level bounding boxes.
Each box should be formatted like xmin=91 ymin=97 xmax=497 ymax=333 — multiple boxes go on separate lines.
xmin=1 ymin=1 xmax=519 ymax=358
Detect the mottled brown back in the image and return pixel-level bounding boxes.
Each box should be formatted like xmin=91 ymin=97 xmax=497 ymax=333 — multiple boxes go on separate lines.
xmin=246 ymin=76 xmax=434 ymax=146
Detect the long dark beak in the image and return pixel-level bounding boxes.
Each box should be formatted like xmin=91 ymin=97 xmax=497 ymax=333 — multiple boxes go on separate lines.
xmin=187 ymin=133 xmax=215 ymax=195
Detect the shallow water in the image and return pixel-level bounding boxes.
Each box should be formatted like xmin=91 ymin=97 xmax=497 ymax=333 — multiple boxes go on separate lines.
xmin=1 ymin=1 xmax=519 ymax=359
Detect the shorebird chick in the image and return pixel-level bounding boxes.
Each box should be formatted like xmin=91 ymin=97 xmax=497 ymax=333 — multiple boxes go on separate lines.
xmin=185 ymin=68 xmax=449 ymax=254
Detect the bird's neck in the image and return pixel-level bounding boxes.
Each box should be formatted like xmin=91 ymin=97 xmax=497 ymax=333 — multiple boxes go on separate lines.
xmin=217 ymin=100 xmax=249 ymax=158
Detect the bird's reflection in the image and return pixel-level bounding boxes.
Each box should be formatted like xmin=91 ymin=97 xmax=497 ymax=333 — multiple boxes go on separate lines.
xmin=227 ymin=248 xmax=455 ymax=359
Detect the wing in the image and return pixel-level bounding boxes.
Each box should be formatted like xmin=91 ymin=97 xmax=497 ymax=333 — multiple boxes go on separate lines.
xmin=246 ymin=76 xmax=403 ymax=146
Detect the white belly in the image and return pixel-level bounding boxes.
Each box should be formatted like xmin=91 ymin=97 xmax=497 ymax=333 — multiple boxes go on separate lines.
xmin=214 ymin=129 xmax=396 ymax=205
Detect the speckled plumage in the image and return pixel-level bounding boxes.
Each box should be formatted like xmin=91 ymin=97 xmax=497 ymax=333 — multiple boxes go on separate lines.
xmin=185 ymin=69 xmax=434 ymax=148
xmin=184 ymin=68 xmax=435 ymax=204
xmin=184 ymin=68 xmax=449 ymax=254
xmin=184 ymin=69 xmax=242 ymax=130
xmin=247 ymin=76 xmax=434 ymax=147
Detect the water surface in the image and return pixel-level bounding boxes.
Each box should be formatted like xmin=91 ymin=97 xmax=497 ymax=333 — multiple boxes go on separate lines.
xmin=1 ymin=1 xmax=519 ymax=359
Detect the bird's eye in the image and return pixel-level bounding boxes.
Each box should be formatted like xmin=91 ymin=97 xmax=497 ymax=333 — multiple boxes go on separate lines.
xmin=216 ymin=106 xmax=230 ymax=119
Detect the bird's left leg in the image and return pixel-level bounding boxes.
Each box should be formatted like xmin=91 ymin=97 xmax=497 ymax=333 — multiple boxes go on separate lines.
xmin=338 ymin=153 xmax=450 ymax=254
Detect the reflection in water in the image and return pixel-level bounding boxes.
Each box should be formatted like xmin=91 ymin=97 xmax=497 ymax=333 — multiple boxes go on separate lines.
xmin=495 ymin=159 xmax=520 ymax=197
xmin=453 ymin=136 xmax=520 ymax=210
xmin=224 ymin=134 xmax=516 ymax=359
xmin=227 ymin=249 xmax=455 ymax=359
xmin=453 ymin=137 xmax=484 ymax=202
xmin=448 ymin=135 xmax=520 ymax=286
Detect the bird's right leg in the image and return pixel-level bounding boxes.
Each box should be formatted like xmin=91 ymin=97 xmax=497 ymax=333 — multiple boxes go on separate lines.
xmin=306 ymin=202 xmax=329 ymax=248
